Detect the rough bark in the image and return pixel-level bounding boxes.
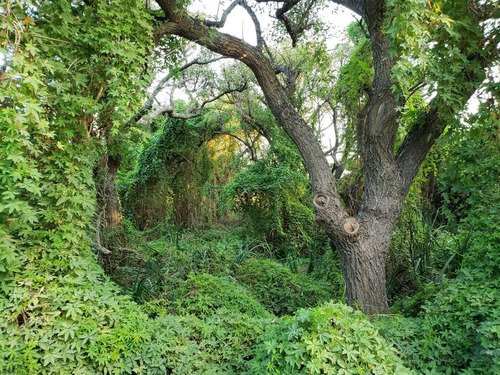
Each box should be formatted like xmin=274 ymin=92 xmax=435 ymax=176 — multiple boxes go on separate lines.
xmin=336 ymin=228 xmax=390 ymax=315
xmin=96 ymin=153 xmax=125 ymax=247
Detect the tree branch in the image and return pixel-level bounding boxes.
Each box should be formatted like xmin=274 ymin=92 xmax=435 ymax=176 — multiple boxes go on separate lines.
xmin=138 ymin=82 xmax=247 ymax=125
xmin=239 ymin=1 xmax=265 ymax=49
xmin=128 ymin=56 xmax=226 ymax=127
xmin=396 ymin=37 xmax=496 ymax=190
xmin=255 ymin=0 xmax=315 ymax=47
xmin=91 ymin=241 xmax=112 ymax=255
xmin=329 ymin=0 xmax=365 ymax=19
xmin=155 ymin=0 xmax=352 ymax=232
xmin=204 ymin=0 xmax=241 ymax=27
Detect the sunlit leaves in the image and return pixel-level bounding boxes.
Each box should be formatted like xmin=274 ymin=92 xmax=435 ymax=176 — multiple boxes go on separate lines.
xmin=249 ymin=302 xmax=415 ymax=374
xmin=387 ymin=0 xmax=490 ymax=113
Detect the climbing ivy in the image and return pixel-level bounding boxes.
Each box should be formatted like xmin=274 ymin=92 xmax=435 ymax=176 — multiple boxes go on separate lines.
xmin=0 ymin=1 xmax=165 ymax=373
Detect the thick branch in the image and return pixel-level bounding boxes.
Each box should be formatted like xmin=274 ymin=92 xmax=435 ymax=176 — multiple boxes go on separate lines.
xmin=395 ymin=106 xmax=442 ymax=187
xmin=396 ymin=40 xmax=496 ymax=192
xmin=356 ymin=0 xmax=403 ymax=223
xmin=329 ymin=0 xmax=365 ymax=18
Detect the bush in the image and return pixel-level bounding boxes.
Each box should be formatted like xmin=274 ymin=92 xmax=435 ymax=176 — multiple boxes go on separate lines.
xmin=162 ymin=273 xmax=273 ymax=318
xmin=142 ymin=311 xmax=271 ymax=374
xmin=247 ymin=302 xmax=414 ymax=375
xmin=0 ymin=256 xmax=172 ymax=374
xmin=112 ymin=227 xmax=250 ymax=302
xmin=221 ymin=147 xmax=317 ymax=257
xmin=236 ymin=258 xmax=337 ymax=315
xmin=378 ymin=275 xmax=500 ymax=374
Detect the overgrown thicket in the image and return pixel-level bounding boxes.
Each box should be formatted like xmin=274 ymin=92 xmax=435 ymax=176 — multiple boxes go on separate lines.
xmin=1 ymin=0 xmax=499 ymax=374
xmin=122 ymin=117 xmax=217 ymax=229
xmin=221 ymin=116 xmax=322 ymax=258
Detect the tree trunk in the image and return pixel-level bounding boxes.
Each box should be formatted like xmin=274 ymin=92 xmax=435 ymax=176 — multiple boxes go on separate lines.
xmin=154 ymin=0 xmax=492 ymax=314
xmin=338 ymin=238 xmax=389 ymax=315
xmin=102 ymin=154 xmax=124 ymax=236
xmin=327 ymin=214 xmax=403 ymax=314
xmin=95 ymin=153 xmax=125 ymax=273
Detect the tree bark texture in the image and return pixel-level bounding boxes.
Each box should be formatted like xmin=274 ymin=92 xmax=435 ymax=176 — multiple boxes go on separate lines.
xmin=95 ymin=153 xmax=125 ymax=249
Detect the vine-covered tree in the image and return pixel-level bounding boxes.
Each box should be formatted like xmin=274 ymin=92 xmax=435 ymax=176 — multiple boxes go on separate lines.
xmin=153 ymin=0 xmax=500 ymax=314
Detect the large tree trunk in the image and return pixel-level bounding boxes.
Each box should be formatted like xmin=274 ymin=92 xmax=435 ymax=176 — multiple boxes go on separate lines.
xmin=318 ymin=187 xmax=404 ymax=314
xmin=338 ymin=235 xmax=390 ymax=315
xmin=154 ymin=0 xmax=491 ymax=314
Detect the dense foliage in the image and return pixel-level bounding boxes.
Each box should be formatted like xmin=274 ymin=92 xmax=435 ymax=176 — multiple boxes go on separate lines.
xmin=123 ymin=117 xmax=216 ymax=228
xmin=1 ymin=0 xmax=499 ymax=373
xmin=248 ymin=303 xmax=415 ymax=375
xmin=235 ymin=258 xmax=337 ymax=316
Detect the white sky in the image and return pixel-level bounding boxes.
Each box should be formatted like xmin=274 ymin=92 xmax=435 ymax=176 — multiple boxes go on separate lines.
xmin=189 ymin=0 xmax=356 ymax=47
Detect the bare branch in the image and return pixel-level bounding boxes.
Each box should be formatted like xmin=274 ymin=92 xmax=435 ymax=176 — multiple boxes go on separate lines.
xmin=139 ymin=82 xmax=247 ymax=124
xmin=239 ymin=1 xmax=265 ymax=49
xmin=91 ymin=241 xmax=112 ymax=255
xmin=255 ymin=0 xmax=314 ymax=47
xmin=204 ymin=0 xmax=241 ymax=27
xmin=356 ymin=17 xmax=370 ymax=39
xmin=127 ymin=56 xmax=226 ymax=127
xmin=195 ymin=82 xmax=248 ymax=112
xmin=329 ymin=0 xmax=365 ymax=19
xmin=406 ymin=81 xmax=426 ymax=101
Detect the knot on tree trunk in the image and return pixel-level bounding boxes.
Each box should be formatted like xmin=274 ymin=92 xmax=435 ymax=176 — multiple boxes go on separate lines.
xmin=343 ymin=217 xmax=360 ymax=236
xmin=313 ymin=193 xmax=330 ymax=210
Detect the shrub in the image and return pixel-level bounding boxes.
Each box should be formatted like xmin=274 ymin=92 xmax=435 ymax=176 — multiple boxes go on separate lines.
xmin=378 ymin=275 xmax=500 ymax=374
xmin=0 ymin=257 xmax=172 ymax=374
xmin=143 ymin=311 xmax=271 ymax=374
xmin=221 ymin=148 xmax=317 ymax=257
xmin=162 ymin=273 xmax=273 ymax=318
xmin=247 ymin=302 xmax=415 ymax=374
xmin=236 ymin=258 xmax=337 ymax=315
xmin=112 ymin=228 xmax=255 ymax=302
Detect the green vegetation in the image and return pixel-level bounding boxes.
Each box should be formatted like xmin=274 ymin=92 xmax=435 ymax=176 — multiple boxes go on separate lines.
xmin=249 ymin=303 xmax=415 ymax=375
xmin=1 ymin=0 xmax=499 ymax=374
xmin=235 ymin=258 xmax=337 ymax=316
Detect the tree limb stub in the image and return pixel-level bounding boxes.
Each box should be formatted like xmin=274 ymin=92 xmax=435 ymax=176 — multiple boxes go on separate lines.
xmin=313 ymin=193 xmax=330 ymax=210
xmin=343 ymin=217 xmax=360 ymax=236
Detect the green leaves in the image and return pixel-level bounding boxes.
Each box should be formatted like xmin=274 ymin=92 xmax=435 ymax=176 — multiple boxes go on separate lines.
xmin=249 ymin=302 xmax=415 ymax=375
xmin=0 ymin=1 xmax=164 ymax=373
xmin=235 ymin=258 xmax=336 ymax=316
xmin=379 ymin=276 xmax=500 ymax=374
xmin=386 ymin=0 xmax=490 ymax=114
